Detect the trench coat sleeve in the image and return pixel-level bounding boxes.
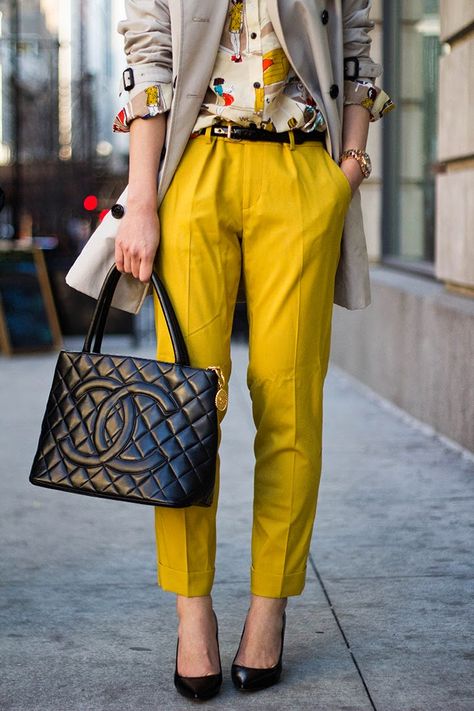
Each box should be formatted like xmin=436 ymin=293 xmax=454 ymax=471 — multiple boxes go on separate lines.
xmin=112 ymin=82 xmax=172 ymax=133
xmin=116 ymin=0 xmax=173 ymax=102
xmin=341 ymin=1 xmax=395 ymax=120
xmin=342 ymin=0 xmax=382 ymax=80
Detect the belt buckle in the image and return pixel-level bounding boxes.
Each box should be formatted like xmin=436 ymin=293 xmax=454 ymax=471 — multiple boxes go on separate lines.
xmin=227 ymin=124 xmax=243 ymax=141
xmin=225 ymin=124 xmax=244 ymax=141
xmin=212 ymin=126 xmax=228 ymax=137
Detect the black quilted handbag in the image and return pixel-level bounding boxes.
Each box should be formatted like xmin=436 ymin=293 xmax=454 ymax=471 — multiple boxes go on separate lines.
xmin=29 ymin=264 xmax=227 ymax=507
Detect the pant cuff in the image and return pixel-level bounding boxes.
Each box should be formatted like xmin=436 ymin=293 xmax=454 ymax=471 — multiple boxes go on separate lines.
xmin=250 ymin=565 xmax=307 ymax=597
xmin=157 ymin=563 xmax=215 ymax=597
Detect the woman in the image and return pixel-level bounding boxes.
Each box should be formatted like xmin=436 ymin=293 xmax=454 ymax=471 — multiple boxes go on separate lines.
xmin=111 ymin=0 xmax=393 ymax=700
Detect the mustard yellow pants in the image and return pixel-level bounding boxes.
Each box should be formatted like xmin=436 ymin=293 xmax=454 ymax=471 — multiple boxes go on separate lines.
xmin=152 ymin=128 xmax=352 ymax=598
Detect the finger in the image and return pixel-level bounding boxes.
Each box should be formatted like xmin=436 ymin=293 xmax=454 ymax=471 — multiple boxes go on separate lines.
xmin=139 ymin=257 xmax=153 ymax=284
xmin=115 ymin=242 xmax=124 ymax=272
xmin=131 ymin=253 xmax=141 ymax=279
xmin=123 ymin=250 xmax=131 ymax=274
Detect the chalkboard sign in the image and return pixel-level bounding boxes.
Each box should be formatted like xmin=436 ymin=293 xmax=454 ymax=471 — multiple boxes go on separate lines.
xmin=0 ymin=246 xmax=62 ymax=354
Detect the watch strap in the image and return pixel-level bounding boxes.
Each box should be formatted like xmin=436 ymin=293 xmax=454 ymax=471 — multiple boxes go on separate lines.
xmin=339 ymin=149 xmax=371 ymax=178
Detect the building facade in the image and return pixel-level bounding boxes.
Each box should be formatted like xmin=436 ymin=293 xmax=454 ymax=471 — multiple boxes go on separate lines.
xmin=331 ymin=0 xmax=474 ymax=452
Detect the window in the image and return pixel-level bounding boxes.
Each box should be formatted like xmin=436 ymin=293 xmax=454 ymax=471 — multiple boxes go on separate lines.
xmin=382 ymin=0 xmax=441 ymax=274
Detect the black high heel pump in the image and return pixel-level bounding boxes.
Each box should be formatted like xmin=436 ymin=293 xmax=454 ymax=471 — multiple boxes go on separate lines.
xmin=231 ymin=610 xmax=287 ymax=691
xmin=174 ymin=609 xmax=223 ymax=701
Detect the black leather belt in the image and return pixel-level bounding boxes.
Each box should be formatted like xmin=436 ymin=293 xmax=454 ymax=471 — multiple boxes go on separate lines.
xmin=193 ymin=124 xmax=326 ymax=144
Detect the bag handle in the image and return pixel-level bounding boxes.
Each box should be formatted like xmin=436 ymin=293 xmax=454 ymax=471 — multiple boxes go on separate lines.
xmin=83 ymin=264 xmax=190 ymax=366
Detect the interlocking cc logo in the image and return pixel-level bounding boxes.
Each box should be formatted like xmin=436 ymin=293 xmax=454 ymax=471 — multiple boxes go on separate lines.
xmin=58 ymin=377 xmax=179 ymax=472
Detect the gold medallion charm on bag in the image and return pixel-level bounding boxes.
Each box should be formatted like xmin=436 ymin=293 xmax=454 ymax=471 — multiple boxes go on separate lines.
xmin=207 ymin=366 xmax=228 ymax=411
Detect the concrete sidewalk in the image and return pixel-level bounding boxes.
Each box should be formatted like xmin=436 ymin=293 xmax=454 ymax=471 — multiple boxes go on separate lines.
xmin=1 ymin=337 xmax=473 ymax=711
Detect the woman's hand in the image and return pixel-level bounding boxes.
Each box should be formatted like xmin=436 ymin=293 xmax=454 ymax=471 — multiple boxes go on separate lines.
xmin=114 ymin=203 xmax=161 ymax=283
xmin=339 ymin=157 xmax=364 ymax=197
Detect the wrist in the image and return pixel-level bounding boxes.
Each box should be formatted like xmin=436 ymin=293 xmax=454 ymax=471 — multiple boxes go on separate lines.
xmin=340 ymin=158 xmax=364 ymax=180
xmin=339 ymin=159 xmax=363 ymax=195
xmin=127 ymin=193 xmax=158 ymax=212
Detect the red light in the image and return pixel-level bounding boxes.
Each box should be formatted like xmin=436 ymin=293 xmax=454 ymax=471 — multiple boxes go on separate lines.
xmin=83 ymin=195 xmax=98 ymax=211
xmin=98 ymin=209 xmax=109 ymax=222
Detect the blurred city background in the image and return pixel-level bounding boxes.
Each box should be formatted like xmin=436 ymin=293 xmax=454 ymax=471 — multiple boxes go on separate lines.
xmin=0 ymin=0 xmax=132 ymax=338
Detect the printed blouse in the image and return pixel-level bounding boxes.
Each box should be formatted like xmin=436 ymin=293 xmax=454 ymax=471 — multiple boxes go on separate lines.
xmin=112 ymin=0 xmax=394 ymax=135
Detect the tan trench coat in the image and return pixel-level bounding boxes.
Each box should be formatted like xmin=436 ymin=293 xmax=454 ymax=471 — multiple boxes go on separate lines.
xmin=66 ymin=0 xmax=382 ymax=312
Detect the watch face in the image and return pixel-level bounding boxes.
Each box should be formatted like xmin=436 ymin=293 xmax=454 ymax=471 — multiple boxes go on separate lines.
xmin=363 ymin=152 xmax=372 ymax=177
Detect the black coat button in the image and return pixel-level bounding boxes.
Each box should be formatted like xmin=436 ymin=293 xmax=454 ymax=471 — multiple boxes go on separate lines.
xmin=329 ymin=84 xmax=339 ymax=99
xmin=111 ymin=203 xmax=125 ymax=219
xmin=321 ymin=9 xmax=329 ymax=24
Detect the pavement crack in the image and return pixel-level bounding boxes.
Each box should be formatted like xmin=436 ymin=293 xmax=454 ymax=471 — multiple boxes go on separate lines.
xmin=309 ymin=553 xmax=378 ymax=711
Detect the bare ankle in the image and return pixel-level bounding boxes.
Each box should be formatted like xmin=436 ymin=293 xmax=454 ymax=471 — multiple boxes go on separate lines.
xmin=176 ymin=594 xmax=213 ymax=618
xmin=249 ymin=594 xmax=288 ymax=613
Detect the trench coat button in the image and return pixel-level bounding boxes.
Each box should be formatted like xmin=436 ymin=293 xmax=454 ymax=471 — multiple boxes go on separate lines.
xmin=329 ymin=83 xmax=339 ymax=99
xmin=111 ymin=203 xmax=125 ymax=219
xmin=321 ymin=9 xmax=329 ymax=24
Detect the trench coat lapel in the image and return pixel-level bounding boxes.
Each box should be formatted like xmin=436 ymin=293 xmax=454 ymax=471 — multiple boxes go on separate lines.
xmin=158 ymin=0 xmax=229 ymax=202
xmin=173 ymin=0 xmax=229 ymax=98
xmin=267 ymin=0 xmax=343 ymax=157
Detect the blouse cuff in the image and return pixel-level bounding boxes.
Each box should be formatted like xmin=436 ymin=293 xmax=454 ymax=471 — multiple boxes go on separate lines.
xmin=343 ymin=79 xmax=395 ymax=121
xmin=112 ymin=82 xmax=172 ymax=133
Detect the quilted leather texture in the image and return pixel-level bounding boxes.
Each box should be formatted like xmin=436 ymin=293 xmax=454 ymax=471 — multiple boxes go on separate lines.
xmin=29 ymin=350 xmax=219 ymax=507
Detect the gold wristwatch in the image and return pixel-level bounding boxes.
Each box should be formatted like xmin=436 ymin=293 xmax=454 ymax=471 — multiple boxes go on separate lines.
xmin=339 ymin=149 xmax=372 ymax=179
